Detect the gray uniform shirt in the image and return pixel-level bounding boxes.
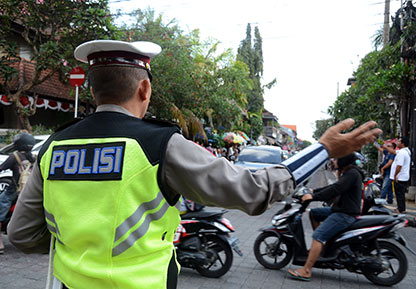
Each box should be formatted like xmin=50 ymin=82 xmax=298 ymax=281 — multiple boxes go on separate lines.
xmin=8 ymin=104 xmax=328 ymax=253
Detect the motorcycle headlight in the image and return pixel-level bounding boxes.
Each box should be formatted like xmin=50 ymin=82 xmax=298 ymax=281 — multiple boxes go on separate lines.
xmin=272 ymin=218 xmax=287 ymax=227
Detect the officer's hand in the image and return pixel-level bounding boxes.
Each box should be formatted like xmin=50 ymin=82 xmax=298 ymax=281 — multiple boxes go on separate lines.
xmin=301 ymin=193 xmax=313 ymax=203
xmin=319 ymin=119 xmax=382 ymax=158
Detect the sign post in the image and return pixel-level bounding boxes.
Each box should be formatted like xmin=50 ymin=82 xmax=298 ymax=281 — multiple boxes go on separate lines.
xmin=69 ymin=67 xmax=86 ymax=118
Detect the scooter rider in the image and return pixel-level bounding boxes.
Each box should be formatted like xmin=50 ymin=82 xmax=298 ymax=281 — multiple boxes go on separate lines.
xmin=8 ymin=39 xmax=381 ymax=289
xmin=289 ymin=153 xmax=364 ymax=281
xmin=0 ymin=132 xmax=35 ymax=254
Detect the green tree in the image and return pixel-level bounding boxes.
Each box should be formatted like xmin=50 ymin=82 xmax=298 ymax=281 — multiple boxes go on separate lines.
xmin=312 ymin=118 xmax=334 ymax=140
xmin=299 ymin=140 xmax=312 ymax=150
xmin=237 ymin=24 xmax=262 ymax=137
xmin=328 ymin=43 xmax=408 ymax=138
xmin=0 ymin=0 xmax=119 ymax=131
xmin=125 ymin=9 xmax=252 ymax=140
xmin=237 ymin=24 xmax=276 ymax=140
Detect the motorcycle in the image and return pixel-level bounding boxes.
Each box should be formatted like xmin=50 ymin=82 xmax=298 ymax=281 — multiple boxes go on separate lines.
xmin=174 ymin=208 xmax=243 ymax=278
xmin=253 ymin=187 xmax=416 ymax=286
xmin=362 ymin=176 xmax=393 ymax=215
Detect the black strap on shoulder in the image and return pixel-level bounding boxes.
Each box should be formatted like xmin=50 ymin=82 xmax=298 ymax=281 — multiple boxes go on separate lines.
xmin=54 ymin=117 xmax=84 ymax=133
xmin=167 ymin=250 xmax=178 ymax=289
xmin=143 ymin=117 xmax=182 ymax=132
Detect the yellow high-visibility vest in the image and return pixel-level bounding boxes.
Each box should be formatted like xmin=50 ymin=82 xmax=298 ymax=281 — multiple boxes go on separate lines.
xmin=39 ymin=113 xmax=181 ymax=289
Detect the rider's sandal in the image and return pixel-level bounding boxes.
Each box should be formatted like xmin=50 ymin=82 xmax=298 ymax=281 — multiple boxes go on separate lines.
xmin=288 ymin=269 xmax=311 ymax=281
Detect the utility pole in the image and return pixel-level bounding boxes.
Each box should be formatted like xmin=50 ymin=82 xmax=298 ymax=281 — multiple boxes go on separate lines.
xmin=383 ymin=0 xmax=391 ymax=47
xmin=337 ymin=82 xmax=339 ymax=98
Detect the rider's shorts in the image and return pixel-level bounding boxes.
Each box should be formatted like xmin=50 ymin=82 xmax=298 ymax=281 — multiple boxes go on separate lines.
xmin=0 ymin=188 xmax=18 ymax=222
xmin=310 ymin=207 xmax=356 ymax=243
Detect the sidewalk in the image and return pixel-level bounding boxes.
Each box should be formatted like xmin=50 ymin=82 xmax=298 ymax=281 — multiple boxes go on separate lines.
xmin=385 ymin=201 xmax=416 ymax=217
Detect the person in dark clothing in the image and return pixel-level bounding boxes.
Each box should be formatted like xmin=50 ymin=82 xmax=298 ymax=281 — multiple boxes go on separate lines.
xmin=288 ymin=153 xmax=364 ymax=281
xmin=374 ymin=142 xmax=396 ymax=204
xmin=0 ymin=132 xmax=35 ymax=253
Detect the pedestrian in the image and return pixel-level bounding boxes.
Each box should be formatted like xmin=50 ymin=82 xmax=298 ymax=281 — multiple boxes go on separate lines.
xmin=227 ymin=143 xmax=235 ymax=161
xmin=374 ymin=141 xmax=396 ymax=204
xmin=8 ymin=39 xmax=381 ymax=289
xmin=288 ymin=153 xmax=364 ymax=281
xmin=205 ymin=142 xmax=214 ymax=154
xmin=0 ymin=132 xmax=35 ymax=254
xmin=214 ymin=147 xmax=222 ymax=158
xmin=389 ymin=136 xmax=411 ymax=213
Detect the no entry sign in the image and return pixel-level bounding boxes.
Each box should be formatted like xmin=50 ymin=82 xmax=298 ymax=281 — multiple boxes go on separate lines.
xmin=69 ymin=66 xmax=85 ymax=118
xmin=69 ymin=67 xmax=85 ymax=87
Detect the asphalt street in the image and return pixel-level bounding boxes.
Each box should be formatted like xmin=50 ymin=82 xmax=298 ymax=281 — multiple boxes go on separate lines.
xmin=1 ymin=168 xmax=416 ymax=289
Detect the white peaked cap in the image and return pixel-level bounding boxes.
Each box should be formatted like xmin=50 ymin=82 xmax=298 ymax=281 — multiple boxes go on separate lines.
xmin=74 ymin=40 xmax=162 ymax=63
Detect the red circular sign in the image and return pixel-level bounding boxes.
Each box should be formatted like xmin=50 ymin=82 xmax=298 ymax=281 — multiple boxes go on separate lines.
xmin=69 ymin=67 xmax=85 ymax=87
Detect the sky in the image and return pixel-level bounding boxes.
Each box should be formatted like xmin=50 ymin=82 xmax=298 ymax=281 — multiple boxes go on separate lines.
xmin=109 ymin=0 xmax=403 ymax=141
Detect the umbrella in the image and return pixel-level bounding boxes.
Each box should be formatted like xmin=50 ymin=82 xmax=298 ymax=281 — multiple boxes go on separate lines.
xmin=223 ymin=132 xmax=246 ymax=144
xmin=238 ymin=131 xmax=250 ymax=141
xmin=233 ymin=135 xmax=245 ymax=144
xmin=223 ymin=132 xmax=236 ymax=143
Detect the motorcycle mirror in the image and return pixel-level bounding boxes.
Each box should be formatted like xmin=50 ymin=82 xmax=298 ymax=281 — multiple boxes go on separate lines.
xmin=292 ymin=186 xmax=311 ymax=200
xmin=292 ymin=189 xmax=305 ymax=200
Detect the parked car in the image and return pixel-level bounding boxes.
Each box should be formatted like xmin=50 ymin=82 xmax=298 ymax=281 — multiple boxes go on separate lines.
xmin=0 ymin=135 xmax=49 ymax=193
xmin=234 ymin=145 xmax=283 ymax=172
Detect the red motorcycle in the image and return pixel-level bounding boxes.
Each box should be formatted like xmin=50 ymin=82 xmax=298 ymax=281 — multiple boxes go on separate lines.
xmin=361 ymin=176 xmax=393 ymax=215
xmin=174 ymin=209 xmax=242 ymax=278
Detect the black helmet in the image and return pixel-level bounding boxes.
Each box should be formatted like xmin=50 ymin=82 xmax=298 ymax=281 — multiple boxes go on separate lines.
xmin=13 ymin=132 xmax=35 ymax=152
xmin=337 ymin=152 xmax=362 ymax=170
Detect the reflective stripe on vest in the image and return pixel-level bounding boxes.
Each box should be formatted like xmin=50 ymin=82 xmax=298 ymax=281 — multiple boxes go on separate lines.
xmin=45 ymin=210 xmax=63 ymax=244
xmin=114 ymin=191 xmax=164 ymax=242
xmin=113 ymin=199 xmax=170 ymax=256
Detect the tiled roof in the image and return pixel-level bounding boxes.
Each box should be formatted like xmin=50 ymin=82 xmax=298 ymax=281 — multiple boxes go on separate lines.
xmin=281 ymin=124 xmax=297 ymax=132
xmin=1 ymin=59 xmax=73 ymax=101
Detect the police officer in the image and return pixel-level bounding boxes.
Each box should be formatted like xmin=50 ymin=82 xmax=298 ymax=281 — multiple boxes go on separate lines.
xmin=8 ymin=40 xmax=381 ymax=289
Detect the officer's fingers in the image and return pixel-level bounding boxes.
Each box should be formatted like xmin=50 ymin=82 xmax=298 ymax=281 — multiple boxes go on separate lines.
xmin=331 ymin=118 xmax=355 ymax=133
xmin=349 ymin=120 xmax=378 ymax=137
xmin=357 ymin=128 xmax=382 ymax=144
xmin=351 ymin=128 xmax=383 ymax=151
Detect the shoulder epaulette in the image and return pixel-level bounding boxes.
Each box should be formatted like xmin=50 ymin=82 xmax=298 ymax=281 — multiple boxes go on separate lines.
xmin=54 ymin=117 xmax=85 ymax=133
